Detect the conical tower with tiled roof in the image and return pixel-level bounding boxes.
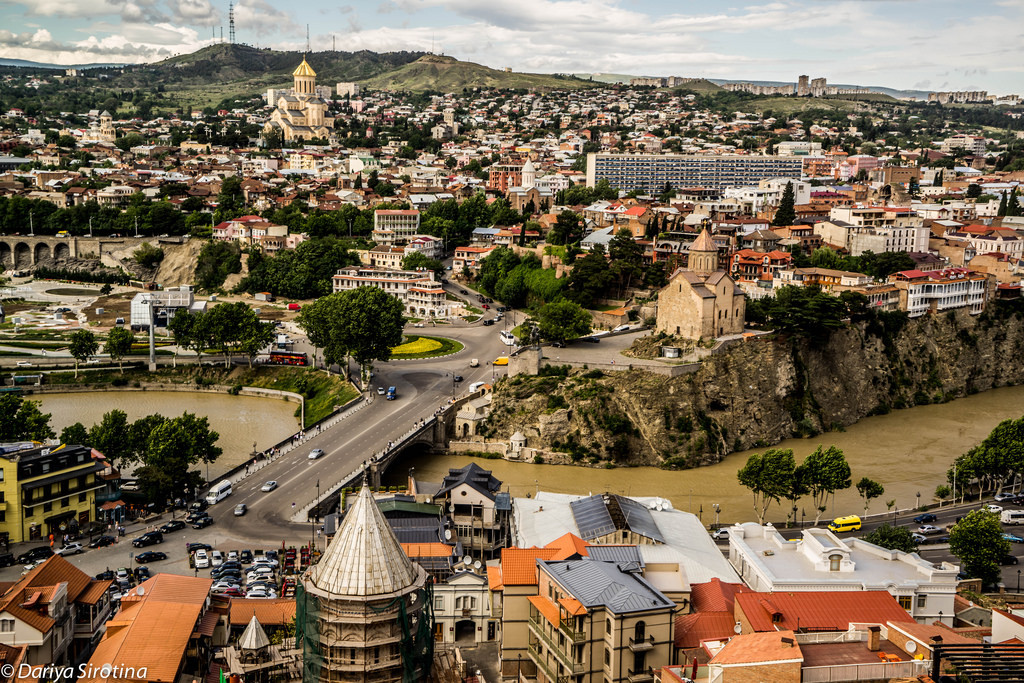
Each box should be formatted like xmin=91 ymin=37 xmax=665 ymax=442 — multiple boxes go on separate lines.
xmin=688 ymin=227 xmax=718 ymax=277
xmin=308 ymin=485 xmax=418 ymax=596
xmin=299 ymin=485 xmax=433 ymax=682
xmin=239 ymin=614 xmax=270 ymax=652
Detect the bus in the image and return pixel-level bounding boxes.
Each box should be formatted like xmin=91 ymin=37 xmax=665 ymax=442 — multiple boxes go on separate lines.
xmin=265 ymin=352 xmax=308 ymax=366
xmin=499 ymin=330 xmax=516 ymax=346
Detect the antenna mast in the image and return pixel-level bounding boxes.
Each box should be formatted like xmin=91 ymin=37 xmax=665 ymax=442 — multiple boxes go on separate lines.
xmin=306 ymin=25 xmax=310 ymax=53
xmin=229 ymin=2 xmax=235 ymax=44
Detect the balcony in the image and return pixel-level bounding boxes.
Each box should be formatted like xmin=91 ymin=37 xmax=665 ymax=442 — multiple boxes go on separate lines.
xmin=527 ymin=642 xmax=581 ymax=683
xmin=559 ymin=619 xmax=585 ymax=644
xmin=627 ymin=667 xmax=654 ymax=683
xmin=628 ymin=635 xmax=654 ymax=652
xmin=527 ymin=616 xmax=585 ymax=675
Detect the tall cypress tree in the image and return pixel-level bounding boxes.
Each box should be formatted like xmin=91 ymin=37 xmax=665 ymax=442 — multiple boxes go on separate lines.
xmin=1009 ymin=187 xmax=1021 ymax=217
xmin=998 ymin=191 xmax=1008 ymax=217
xmin=772 ymin=181 xmax=797 ymax=227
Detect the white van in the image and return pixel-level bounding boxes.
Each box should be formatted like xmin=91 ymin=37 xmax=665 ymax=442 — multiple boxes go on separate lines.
xmin=499 ymin=330 xmax=516 ymax=346
xmin=206 ymin=480 xmax=233 ymax=505
xmin=1002 ymin=509 xmax=1024 ymax=525
xmin=468 ymin=381 xmax=486 ymax=393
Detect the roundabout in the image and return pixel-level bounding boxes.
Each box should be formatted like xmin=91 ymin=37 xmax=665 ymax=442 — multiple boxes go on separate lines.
xmin=389 ymin=335 xmax=464 ymax=360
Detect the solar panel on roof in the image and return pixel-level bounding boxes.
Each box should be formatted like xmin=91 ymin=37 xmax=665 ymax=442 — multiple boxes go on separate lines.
xmin=570 ymin=495 xmax=616 ymax=540
xmin=616 ymin=495 xmax=665 ymax=543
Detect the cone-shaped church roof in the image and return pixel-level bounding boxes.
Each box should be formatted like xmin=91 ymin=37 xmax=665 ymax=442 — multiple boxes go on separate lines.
xmin=690 ymin=227 xmax=717 ymax=253
xmin=307 ymin=485 xmax=418 ymax=596
xmin=239 ymin=615 xmax=270 ymax=651
xmin=293 ymin=57 xmax=317 ymax=78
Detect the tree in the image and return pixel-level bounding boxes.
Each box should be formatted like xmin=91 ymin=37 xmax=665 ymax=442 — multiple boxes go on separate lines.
xmin=796 ymin=445 xmax=851 ymax=525
xmin=1009 ymin=187 xmax=1021 ymax=218
xmin=855 ymin=477 xmax=885 ymax=513
xmin=240 ymin=317 xmax=276 ymax=367
xmin=566 ymin=245 xmax=612 ymax=309
xmin=100 ymin=283 xmax=113 ymax=296
xmin=608 ymin=228 xmax=644 ymax=299
xmin=0 ymin=394 xmax=55 ymax=442
xmin=863 ymin=524 xmax=918 ymax=553
xmin=536 ymin=300 xmax=592 ymax=344
xmin=88 ymin=410 xmax=133 ymax=468
xmin=548 ymin=210 xmax=582 ymax=246
xmin=949 ymin=510 xmax=1009 ymax=585
xmin=737 ymin=448 xmax=797 ymax=524
xmin=104 ymin=326 xmax=134 ymax=373
xmin=59 ymin=422 xmax=91 ymax=446
xmin=998 ymin=191 xmax=1008 ymax=217
xmin=68 ymin=329 xmax=98 ymax=378
xmin=139 ymin=413 xmax=221 ymax=496
xmin=966 ymin=183 xmax=982 ymax=199
xmin=336 ymin=287 xmax=406 ymax=381
xmin=401 ymin=251 xmax=444 ymax=275
xmin=772 ymin=181 xmax=796 ymax=227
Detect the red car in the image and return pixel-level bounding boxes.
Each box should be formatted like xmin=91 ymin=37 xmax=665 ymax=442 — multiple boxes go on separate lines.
xmin=211 ymin=587 xmax=245 ymax=598
xmin=481 ymin=304 xmax=489 ymax=309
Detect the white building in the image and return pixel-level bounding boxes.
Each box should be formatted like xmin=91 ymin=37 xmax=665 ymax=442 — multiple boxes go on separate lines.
xmin=432 ymin=570 xmax=492 ymax=644
xmin=129 ymin=287 xmax=194 ymax=330
xmin=331 ymin=266 xmax=449 ymax=319
xmin=372 ymin=209 xmax=421 ymax=245
xmin=727 ymin=523 xmax=959 ymax=625
xmin=890 ymin=268 xmax=990 ymax=317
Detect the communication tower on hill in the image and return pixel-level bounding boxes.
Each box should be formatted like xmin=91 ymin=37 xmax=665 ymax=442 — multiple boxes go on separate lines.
xmin=229 ymin=2 xmax=235 ymax=44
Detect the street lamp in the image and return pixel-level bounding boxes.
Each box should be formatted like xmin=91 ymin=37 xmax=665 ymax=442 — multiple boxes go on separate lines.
xmin=916 ymin=491 xmax=921 ymax=511
xmin=713 ymin=503 xmax=721 ymax=529
xmin=792 ymin=504 xmax=798 ymax=528
xmin=1018 ymin=569 xmax=1021 ymax=593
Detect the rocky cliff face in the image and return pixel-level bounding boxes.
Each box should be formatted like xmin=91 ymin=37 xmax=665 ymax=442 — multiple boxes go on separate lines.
xmin=483 ymin=307 xmax=1024 ymax=468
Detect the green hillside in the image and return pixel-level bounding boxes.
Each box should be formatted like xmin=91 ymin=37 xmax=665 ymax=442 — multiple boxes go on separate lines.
xmin=359 ymin=54 xmax=595 ymax=92
xmin=672 ymin=79 xmax=723 ymax=94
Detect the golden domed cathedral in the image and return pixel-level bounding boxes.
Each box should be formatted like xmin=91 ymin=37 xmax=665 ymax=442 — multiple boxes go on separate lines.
xmin=264 ymin=56 xmax=335 ymax=142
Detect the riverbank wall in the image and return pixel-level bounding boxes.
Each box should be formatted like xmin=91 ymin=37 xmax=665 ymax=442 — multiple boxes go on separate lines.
xmin=481 ymin=306 xmax=1024 ymax=467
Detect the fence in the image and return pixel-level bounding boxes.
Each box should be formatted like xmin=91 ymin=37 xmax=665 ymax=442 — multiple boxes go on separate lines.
xmin=801 ymin=659 xmax=927 ymax=682
xmin=794 ymin=631 xmax=865 ymax=645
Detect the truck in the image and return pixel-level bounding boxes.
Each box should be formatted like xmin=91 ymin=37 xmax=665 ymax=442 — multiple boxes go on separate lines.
xmin=386 ymin=386 xmax=397 ymax=400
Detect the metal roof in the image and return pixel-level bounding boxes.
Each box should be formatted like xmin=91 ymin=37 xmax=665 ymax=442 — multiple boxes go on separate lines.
xmin=541 ymin=559 xmax=674 ymax=615
xmin=586 ymin=545 xmax=644 ymax=568
xmin=569 ymin=493 xmax=664 ymax=544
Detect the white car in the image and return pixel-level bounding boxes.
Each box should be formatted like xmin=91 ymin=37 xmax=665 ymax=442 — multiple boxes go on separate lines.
xmin=918 ymin=525 xmax=942 ymax=535
xmin=211 ymin=550 xmax=224 ymax=567
xmin=984 ymin=504 xmax=1004 ymax=513
xmin=56 ymin=542 xmax=84 ymax=556
xmin=194 ymin=549 xmax=210 ymax=568
xmin=613 ymin=324 xmax=631 ymax=332
xmin=376 ymin=387 xmax=385 ymax=395
xmin=251 ymin=557 xmax=279 ymax=569
xmin=712 ymin=529 xmax=729 ymax=541
xmin=308 ymin=448 xmax=324 ymax=460
xmin=261 ymin=480 xmax=278 ymax=492
xmin=15 ymin=361 xmax=32 ymax=367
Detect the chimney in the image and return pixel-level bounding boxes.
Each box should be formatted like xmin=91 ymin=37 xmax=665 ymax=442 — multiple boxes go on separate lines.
xmin=867 ymin=625 xmax=881 ymax=652
xmin=780 ymin=636 xmax=794 ymax=648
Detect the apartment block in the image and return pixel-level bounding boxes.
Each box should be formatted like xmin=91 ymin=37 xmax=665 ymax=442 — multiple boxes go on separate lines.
xmin=889 ymin=268 xmax=991 ymax=317
xmin=332 ymin=266 xmax=448 ymax=318
xmin=372 ymin=209 xmax=421 ymax=245
xmin=586 ymin=154 xmax=801 ymax=193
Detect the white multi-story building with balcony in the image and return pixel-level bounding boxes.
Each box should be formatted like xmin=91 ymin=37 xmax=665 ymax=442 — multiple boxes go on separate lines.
xmin=332 ymin=266 xmax=449 ymax=318
xmin=889 ymin=267 xmax=990 ymax=317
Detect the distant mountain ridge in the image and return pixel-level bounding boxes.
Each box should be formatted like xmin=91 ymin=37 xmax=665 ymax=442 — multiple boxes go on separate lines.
xmin=0 ymin=58 xmax=124 ymax=70
xmin=707 ymin=78 xmax=932 ymax=101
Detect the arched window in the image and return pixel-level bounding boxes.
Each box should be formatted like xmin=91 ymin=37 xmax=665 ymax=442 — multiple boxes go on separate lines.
xmin=829 ymin=554 xmax=842 ymax=572
xmin=634 ymin=620 xmax=646 ymax=642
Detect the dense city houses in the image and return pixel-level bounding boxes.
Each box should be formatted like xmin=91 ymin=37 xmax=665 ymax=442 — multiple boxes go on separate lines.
xmin=2 ymin=50 xmax=1024 ymax=683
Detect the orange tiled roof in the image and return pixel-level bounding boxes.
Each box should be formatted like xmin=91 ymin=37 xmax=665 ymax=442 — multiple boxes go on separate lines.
xmin=486 ymin=566 xmax=504 ymax=592
xmin=499 ymin=547 xmax=559 ymax=585
xmin=528 ymin=595 xmax=561 ymax=627
xmin=545 ymin=533 xmax=590 ymax=561
xmin=559 ymin=597 xmax=586 ymax=616
xmin=78 ymin=580 xmax=113 ymax=605
xmin=0 ymin=555 xmax=93 ymax=634
xmin=401 ymin=543 xmax=454 ymax=558
xmin=80 ymin=574 xmax=213 ymax=683
xmin=711 ymin=630 xmax=803 ymax=665
xmin=228 ymin=598 xmax=296 ymax=627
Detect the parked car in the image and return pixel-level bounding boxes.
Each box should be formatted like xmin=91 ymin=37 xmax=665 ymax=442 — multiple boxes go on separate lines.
xmin=1001 ymin=555 xmax=1020 ymax=565
xmin=211 ymin=551 xmax=224 ymax=567
xmin=234 ymin=504 xmax=247 ymax=517
xmin=308 ymin=448 xmax=324 ymax=460
xmin=995 ymin=492 xmax=1018 ymax=502
xmin=211 ymin=580 xmax=241 ymax=592
xmin=911 ymin=532 xmax=928 ymax=544
xmin=17 ymin=546 xmax=54 ymax=564
xmin=185 ymin=542 xmax=212 ymax=553
xmin=913 ymin=513 xmax=937 ymax=524
xmin=193 ymin=550 xmax=210 ymax=569
xmin=56 ymin=542 xmax=84 ymax=556
xmin=159 ymin=520 xmax=186 ymax=533
xmin=251 ymin=557 xmax=279 ymax=568
xmin=240 ymin=549 xmax=254 ymax=564
xmin=134 ymin=551 xmax=167 ymax=563
xmin=134 ymin=566 xmax=151 ymax=582
xmin=88 ymin=536 xmax=116 ymax=549
xmin=917 ymin=525 xmax=942 ymax=535
xmin=192 ymin=516 xmax=214 ymax=529
xmin=712 ymin=529 xmax=730 ymax=541
xmin=1003 ymin=533 xmax=1024 ymax=543
xmin=0 ymin=553 xmax=15 ymax=568
xmin=132 ymin=531 xmax=163 ymax=548
xmin=261 ymin=481 xmax=278 ymax=492
xmin=376 ymin=386 xmax=385 ymax=395
xmin=95 ymin=569 xmax=115 ymax=581
xmin=211 ymin=587 xmax=246 ymax=598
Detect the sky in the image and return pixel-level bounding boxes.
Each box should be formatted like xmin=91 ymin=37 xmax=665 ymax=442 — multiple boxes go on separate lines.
xmin=1 ymin=0 xmax=1022 ymax=94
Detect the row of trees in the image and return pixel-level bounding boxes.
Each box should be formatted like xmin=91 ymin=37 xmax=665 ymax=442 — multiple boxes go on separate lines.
xmin=297 ymin=286 xmax=405 ymax=381
xmin=944 ymin=416 xmax=1024 ymax=503
xmin=0 ymin=395 xmax=221 ymax=503
xmin=169 ymin=302 xmax=275 ymax=366
xmin=737 ymin=445 xmax=885 ymax=525
xmin=796 ymin=246 xmax=917 ymax=280
xmin=67 ymin=328 xmax=135 ymax=376
xmin=237 ymin=238 xmax=360 ymax=299
xmin=476 ymin=248 xmax=564 ymax=308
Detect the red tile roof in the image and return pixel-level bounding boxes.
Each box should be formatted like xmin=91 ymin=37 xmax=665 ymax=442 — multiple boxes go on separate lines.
xmin=545 ymin=533 xmax=590 ymax=561
xmin=735 ymin=591 xmax=914 ymax=633
xmin=675 ymin=611 xmax=737 ymax=648
xmin=689 ymin=579 xmax=750 ymax=613
xmin=228 ymin=598 xmax=296 ymax=627
xmin=487 ymin=566 xmax=504 ymax=591
xmin=711 ymin=630 xmax=804 ymax=665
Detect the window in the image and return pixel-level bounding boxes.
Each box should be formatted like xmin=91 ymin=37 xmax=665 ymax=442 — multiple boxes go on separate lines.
xmin=916 ymin=595 xmax=927 ymax=609
xmin=898 ymin=596 xmax=912 ymax=611
xmin=828 ymin=554 xmax=842 ymax=572
xmin=79 ymin=494 xmax=86 ymax=503
xmin=0 ymin=620 xmax=12 ymax=632
xmin=43 ymin=503 xmax=52 ymax=513
xmin=604 ymin=648 xmax=611 ymax=666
